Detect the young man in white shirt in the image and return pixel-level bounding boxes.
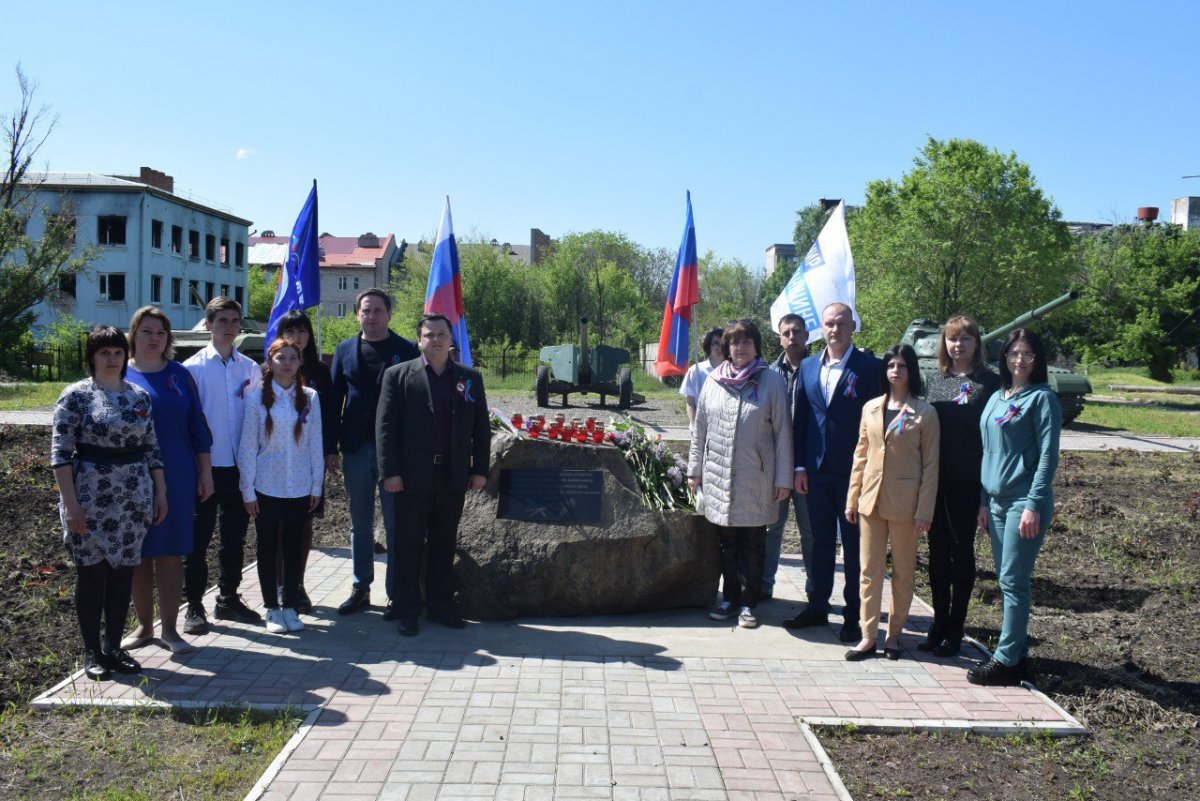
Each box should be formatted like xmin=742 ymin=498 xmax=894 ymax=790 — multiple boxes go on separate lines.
xmin=182 ymin=297 xmax=263 ymax=633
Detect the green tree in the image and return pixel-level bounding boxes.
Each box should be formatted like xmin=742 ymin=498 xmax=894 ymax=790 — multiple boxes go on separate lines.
xmin=1 ymin=66 xmax=92 ymax=350
xmin=850 ymin=137 xmax=1073 ymax=351
xmin=693 ymin=252 xmax=768 ymax=357
xmin=245 ymin=263 xmax=276 ymax=321
xmin=1052 ymin=224 xmax=1200 ymax=381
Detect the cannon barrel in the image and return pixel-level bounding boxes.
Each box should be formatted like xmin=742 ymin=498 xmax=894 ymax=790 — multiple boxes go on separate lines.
xmin=981 ymin=290 xmax=1080 ymax=346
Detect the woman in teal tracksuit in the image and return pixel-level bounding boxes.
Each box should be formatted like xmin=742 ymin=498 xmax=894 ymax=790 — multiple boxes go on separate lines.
xmin=969 ymin=328 xmax=1060 ymax=687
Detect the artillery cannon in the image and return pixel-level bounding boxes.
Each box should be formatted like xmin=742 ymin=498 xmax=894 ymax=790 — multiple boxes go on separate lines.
xmin=900 ymin=290 xmax=1093 ymax=426
xmin=536 ymin=317 xmax=644 ymax=409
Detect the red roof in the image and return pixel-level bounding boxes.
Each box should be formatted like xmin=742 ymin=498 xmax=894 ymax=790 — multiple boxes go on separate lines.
xmin=249 ymin=234 xmax=395 ymax=268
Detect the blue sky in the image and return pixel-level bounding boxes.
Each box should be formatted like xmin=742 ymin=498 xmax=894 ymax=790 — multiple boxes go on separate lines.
xmin=7 ymin=1 xmax=1198 ymax=269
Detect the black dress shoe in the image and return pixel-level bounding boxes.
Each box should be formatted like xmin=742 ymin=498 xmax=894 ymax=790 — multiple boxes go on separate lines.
xmin=933 ymin=638 xmax=962 ymax=657
xmin=884 ymin=647 xmax=902 ymax=661
xmin=338 ymin=588 xmax=370 ymax=616
xmin=100 ymin=648 xmax=141 ymax=674
xmin=916 ymin=624 xmax=947 ymax=652
xmin=84 ymin=651 xmax=112 ymax=681
xmin=844 ymin=646 xmax=877 ymax=662
xmin=381 ymin=600 xmax=398 ymax=621
xmin=838 ymin=621 xmax=862 ymax=643
xmin=397 ymin=617 xmax=419 ymax=637
xmin=428 ymin=611 xmax=466 ymax=629
xmin=215 ymin=595 xmax=264 ymax=623
xmin=782 ymin=609 xmax=827 ymax=629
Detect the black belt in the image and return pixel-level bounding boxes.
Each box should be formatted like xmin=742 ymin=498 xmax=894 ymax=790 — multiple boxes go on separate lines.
xmin=75 ymin=444 xmax=147 ymax=465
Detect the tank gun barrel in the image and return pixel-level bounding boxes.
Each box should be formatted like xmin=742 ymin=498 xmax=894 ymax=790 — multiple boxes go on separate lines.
xmin=981 ymin=290 xmax=1080 ymax=345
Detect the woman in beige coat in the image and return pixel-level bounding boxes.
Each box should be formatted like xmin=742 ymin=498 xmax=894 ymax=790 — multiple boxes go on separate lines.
xmin=844 ymin=344 xmax=939 ymax=661
xmin=688 ymin=320 xmax=793 ymax=630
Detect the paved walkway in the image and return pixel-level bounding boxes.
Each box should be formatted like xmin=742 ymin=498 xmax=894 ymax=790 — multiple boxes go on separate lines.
xmin=33 ymin=548 xmax=1082 ymax=801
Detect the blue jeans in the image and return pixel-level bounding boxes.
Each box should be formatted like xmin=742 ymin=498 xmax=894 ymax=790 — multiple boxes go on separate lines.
xmin=803 ymin=469 xmax=860 ymax=621
xmin=762 ymin=490 xmax=813 ymax=596
xmin=342 ymin=444 xmax=396 ymax=598
xmin=987 ymin=494 xmax=1050 ymax=666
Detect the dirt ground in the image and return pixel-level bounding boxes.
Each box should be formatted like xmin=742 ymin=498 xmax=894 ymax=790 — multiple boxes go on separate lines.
xmin=2 ymin=424 xmax=1198 ymax=800
xmin=821 ymin=448 xmax=1200 ymax=800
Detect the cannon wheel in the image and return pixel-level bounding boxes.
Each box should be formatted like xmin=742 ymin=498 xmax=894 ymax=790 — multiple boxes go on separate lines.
xmin=617 ymin=368 xmax=633 ymax=409
xmin=535 ymin=364 xmax=550 ymax=407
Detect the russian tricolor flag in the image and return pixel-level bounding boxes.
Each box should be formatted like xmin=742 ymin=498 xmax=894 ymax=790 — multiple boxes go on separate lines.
xmin=424 ymin=196 xmax=472 ymax=367
xmin=654 ymin=191 xmax=699 ymax=377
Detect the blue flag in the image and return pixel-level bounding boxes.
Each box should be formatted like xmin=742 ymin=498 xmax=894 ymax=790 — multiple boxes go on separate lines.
xmin=266 ymin=181 xmax=320 ymax=344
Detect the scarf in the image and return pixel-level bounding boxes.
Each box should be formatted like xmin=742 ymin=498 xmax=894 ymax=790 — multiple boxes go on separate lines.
xmin=712 ymin=357 xmax=768 ymax=390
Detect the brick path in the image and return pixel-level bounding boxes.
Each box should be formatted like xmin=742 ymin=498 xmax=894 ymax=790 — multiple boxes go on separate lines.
xmin=33 ymin=548 xmax=1082 ymax=800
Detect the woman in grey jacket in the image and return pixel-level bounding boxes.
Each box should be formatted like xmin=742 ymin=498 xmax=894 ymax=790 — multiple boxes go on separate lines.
xmin=688 ymin=320 xmax=793 ymax=629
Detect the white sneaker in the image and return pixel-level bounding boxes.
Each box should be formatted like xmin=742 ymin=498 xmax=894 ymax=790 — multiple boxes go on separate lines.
xmin=265 ymin=608 xmax=287 ymax=634
xmin=738 ymin=606 xmax=759 ymax=629
xmin=282 ymin=607 xmax=304 ymax=632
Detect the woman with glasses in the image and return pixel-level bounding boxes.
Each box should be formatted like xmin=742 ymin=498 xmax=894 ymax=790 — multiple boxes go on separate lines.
xmin=969 ymin=328 xmax=1060 ymax=686
xmin=919 ymin=317 xmax=1000 ymax=657
xmin=687 ymin=319 xmax=792 ymax=630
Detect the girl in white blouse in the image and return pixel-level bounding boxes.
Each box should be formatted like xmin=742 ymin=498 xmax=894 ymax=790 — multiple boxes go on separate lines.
xmin=239 ymin=338 xmax=324 ymax=634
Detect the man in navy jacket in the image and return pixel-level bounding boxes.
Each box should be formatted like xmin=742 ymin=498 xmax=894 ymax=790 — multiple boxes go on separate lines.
xmin=328 ymin=289 xmax=419 ymax=617
xmin=784 ymin=303 xmax=882 ymax=642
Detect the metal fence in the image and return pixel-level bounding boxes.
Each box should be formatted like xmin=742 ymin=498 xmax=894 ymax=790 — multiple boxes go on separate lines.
xmin=0 ymin=340 xmax=85 ymax=380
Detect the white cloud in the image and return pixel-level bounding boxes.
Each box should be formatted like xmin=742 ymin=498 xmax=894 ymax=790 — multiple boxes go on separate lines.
xmin=235 ymin=148 xmax=257 ymax=160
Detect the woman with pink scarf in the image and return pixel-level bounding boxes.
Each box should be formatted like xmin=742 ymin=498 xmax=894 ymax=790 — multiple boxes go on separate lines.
xmin=687 ymin=320 xmax=793 ymax=630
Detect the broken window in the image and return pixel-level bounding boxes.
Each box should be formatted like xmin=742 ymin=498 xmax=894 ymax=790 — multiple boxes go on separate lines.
xmin=97 ymin=216 xmax=127 ymax=246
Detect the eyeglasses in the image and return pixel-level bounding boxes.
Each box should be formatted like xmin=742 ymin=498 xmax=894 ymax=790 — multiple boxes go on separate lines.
xmin=1006 ymin=351 xmax=1036 ymax=362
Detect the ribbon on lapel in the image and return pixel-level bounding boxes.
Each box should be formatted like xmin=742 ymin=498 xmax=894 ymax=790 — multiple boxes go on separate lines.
xmin=842 ymin=371 xmax=859 ymax=399
xmin=955 ymin=382 xmax=971 ymax=405
xmin=994 ymin=403 xmax=1021 ymax=427
xmin=885 ymin=408 xmax=910 ymax=435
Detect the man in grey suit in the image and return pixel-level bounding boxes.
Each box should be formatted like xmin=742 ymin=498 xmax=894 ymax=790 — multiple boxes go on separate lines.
xmin=377 ymin=313 xmax=491 ymax=636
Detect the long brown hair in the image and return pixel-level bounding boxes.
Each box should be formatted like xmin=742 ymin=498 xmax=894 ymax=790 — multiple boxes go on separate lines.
xmin=261 ymin=338 xmax=309 ymax=443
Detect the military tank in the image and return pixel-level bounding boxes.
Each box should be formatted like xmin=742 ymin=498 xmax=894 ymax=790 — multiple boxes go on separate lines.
xmin=900 ymin=290 xmax=1092 ymax=426
xmin=172 ymin=318 xmax=267 ymax=363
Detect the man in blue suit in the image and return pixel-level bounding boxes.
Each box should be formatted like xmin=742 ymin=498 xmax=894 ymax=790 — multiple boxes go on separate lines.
xmin=784 ymin=302 xmax=882 ymax=642
xmin=329 ymin=289 xmax=419 ymax=618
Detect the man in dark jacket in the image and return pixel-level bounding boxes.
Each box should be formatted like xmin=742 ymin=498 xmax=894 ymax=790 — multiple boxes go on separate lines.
xmin=377 ymin=313 xmax=491 ymax=636
xmin=762 ymin=313 xmax=814 ymax=601
xmin=328 ymin=289 xmax=419 ymax=617
xmin=784 ymin=303 xmax=882 ymax=642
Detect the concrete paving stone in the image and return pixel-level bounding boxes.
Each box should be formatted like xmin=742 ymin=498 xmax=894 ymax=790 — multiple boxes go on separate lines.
xmin=468 ymin=761 xmax=502 ymax=783
xmin=435 ymin=783 xmax=500 ymax=798
xmin=553 ymin=786 xmax=614 ymax=799
xmin=499 ymin=768 xmax=557 ymax=785
xmin=582 ymin=763 xmax=614 ymax=786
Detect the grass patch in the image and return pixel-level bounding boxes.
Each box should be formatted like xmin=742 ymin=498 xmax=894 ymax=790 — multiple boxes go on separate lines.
xmin=0 ymin=383 xmax=67 ymax=412
xmin=1075 ymin=403 xmax=1200 ymax=437
xmin=1080 ymin=367 xmax=1200 ymax=388
xmin=0 ymin=703 xmax=302 ymax=801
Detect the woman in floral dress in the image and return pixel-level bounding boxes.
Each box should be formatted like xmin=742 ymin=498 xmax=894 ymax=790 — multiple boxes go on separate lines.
xmin=51 ymin=325 xmax=167 ymax=681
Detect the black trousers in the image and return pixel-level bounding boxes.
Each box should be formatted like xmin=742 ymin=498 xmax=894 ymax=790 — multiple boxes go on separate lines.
xmin=185 ymin=466 xmax=249 ymax=604
xmin=254 ymin=494 xmax=308 ymax=609
xmin=717 ymin=525 xmax=767 ymax=609
xmin=391 ymin=466 xmax=466 ymax=618
xmin=927 ymin=482 xmax=980 ymax=638
xmin=76 ymin=561 xmax=134 ymax=654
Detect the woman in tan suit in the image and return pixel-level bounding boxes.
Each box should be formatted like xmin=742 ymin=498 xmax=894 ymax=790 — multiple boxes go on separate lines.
xmin=844 ymin=344 xmax=940 ymax=660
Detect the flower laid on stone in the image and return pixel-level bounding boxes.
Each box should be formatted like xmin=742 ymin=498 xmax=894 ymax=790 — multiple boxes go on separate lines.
xmin=606 ymin=416 xmax=695 ymax=513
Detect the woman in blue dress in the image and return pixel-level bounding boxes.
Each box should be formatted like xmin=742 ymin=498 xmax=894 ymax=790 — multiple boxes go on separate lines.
xmin=122 ymin=307 xmax=214 ymax=653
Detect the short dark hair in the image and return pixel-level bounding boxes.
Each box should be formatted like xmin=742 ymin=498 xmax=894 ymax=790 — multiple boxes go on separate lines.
xmin=355 ymin=288 xmax=392 ymax=313
xmin=878 ymin=343 xmax=922 ymax=399
xmin=777 ymin=313 xmax=804 ymax=330
xmin=998 ymin=328 xmax=1049 ymax=389
xmin=720 ymin=319 xmax=762 ymax=361
xmin=701 ymin=327 xmax=724 ymax=355
xmin=86 ymin=324 xmax=130 ymax=379
xmin=277 ymin=309 xmax=320 ymax=367
xmin=204 ymin=296 xmax=242 ymax=324
xmin=417 ymin=313 xmax=453 ymax=337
